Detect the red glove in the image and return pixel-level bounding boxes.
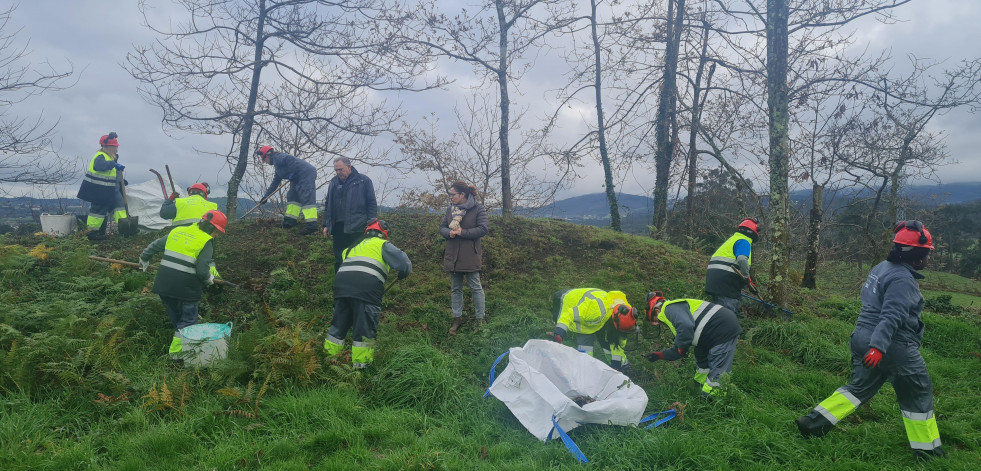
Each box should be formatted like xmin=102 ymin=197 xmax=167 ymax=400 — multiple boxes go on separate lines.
xmin=169 ymin=192 xmax=179 ymax=201
xmin=863 ymin=347 xmax=883 ymax=368
xmin=747 ymin=276 xmax=760 ymax=295
xmin=645 ymin=351 xmax=664 ymax=362
xmin=554 ymin=334 xmax=563 ymax=343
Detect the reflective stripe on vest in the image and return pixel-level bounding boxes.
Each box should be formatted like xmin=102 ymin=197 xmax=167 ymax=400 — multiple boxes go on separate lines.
xmin=708 ymin=233 xmax=752 ymax=275
xmin=570 ymin=289 xmax=606 ymax=332
xmin=83 ymin=151 xmax=118 ymax=187
xmin=338 ymin=237 xmax=390 ymax=282
xmin=173 ymin=195 xmax=218 ymax=226
xmin=160 ymin=224 xmax=213 ymax=275
xmin=658 ymin=299 xmax=722 ymax=347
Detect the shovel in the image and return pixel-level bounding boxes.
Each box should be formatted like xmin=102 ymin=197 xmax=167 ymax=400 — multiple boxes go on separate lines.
xmin=88 ymin=255 xmax=240 ymax=288
xmin=238 ymin=181 xmax=290 ymax=220
xmin=116 ymin=170 xmax=140 ymax=236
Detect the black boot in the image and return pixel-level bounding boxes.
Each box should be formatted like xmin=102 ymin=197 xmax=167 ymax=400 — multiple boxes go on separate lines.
xmin=282 ymin=218 xmax=298 ymax=229
xmin=796 ymin=411 xmax=835 ymax=438
xmin=914 ymin=447 xmax=944 ymax=461
xmin=300 ymin=222 xmax=319 ymax=235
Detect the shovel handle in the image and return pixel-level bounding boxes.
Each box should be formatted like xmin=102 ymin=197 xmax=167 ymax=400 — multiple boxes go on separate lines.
xmin=88 ymin=255 xmax=241 ymax=289
xmin=165 ymin=165 xmax=177 ymax=194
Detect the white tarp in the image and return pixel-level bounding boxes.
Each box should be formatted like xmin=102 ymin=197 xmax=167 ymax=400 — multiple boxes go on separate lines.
xmin=487 ymin=339 xmax=648 ymax=442
xmin=123 ymin=179 xmax=191 ymax=231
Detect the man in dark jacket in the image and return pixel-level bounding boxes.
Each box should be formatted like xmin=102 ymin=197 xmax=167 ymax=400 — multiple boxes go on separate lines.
xmin=322 ymin=157 xmax=377 ymax=272
xmin=139 ymin=210 xmax=227 ymax=359
xmin=77 ymin=132 xmax=129 ymax=240
xmin=324 ymin=219 xmax=411 ymax=369
xmin=643 ymin=292 xmax=742 ymax=397
xmin=256 ymin=146 xmax=319 ymax=234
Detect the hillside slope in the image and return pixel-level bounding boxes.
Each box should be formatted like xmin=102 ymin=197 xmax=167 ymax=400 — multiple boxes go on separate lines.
xmin=1 ymin=214 xmax=979 ymax=469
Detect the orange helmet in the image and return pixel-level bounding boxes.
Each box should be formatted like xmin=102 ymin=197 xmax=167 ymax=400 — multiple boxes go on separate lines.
xmin=645 ymin=291 xmax=666 ymax=325
xmin=188 ymin=183 xmax=209 ymax=197
xmin=737 ymin=217 xmax=759 ymax=236
xmin=893 ymin=220 xmax=934 ymax=249
xmin=610 ymin=304 xmax=638 ymax=332
xmin=365 ymin=218 xmax=389 ymax=239
xmin=202 ymin=210 xmax=227 ymax=233
xmin=100 ymin=132 xmax=119 ymax=147
xmin=256 ymin=145 xmax=274 ymax=160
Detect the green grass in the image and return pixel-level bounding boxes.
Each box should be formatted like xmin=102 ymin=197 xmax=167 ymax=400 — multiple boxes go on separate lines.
xmin=1 ymin=214 xmax=980 ymax=470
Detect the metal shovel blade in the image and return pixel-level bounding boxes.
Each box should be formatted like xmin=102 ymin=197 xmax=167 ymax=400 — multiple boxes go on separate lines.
xmin=117 ymin=216 xmax=140 ymax=236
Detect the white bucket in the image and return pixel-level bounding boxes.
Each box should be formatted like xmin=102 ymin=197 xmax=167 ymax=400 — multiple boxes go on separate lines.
xmin=178 ymin=322 xmax=233 ymax=367
xmin=39 ymin=213 xmax=77 ymax=236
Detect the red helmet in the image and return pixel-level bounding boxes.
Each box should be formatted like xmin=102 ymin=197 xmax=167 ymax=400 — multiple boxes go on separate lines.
xmin=203 ymin=210 xmax=227 ymax=233
xmin=365 ymin=218 xmax=389 ymax=239
xmin=256 ymin=145 xmax=274 ymax=160
xmin=188 ymin=183 xmax=209 ymax=197
xmin=610 ymin=304 xmax=638 ymax=332
xmin=645 ymin=291 xmax=666 ymax=325
xmin=893 ymin=220 xmax=934 ymax=249
xmin=99 ymin=132 xmax=119 ymax=147
xmin=737 ymin=217 xmax=759 ymax=235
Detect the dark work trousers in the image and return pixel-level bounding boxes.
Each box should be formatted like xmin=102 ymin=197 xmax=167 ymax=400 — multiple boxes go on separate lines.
xmin=712 ymin=294 xmax=741 ymax=315
xmin=331 ymin=222 xmax=363 ymax=273
xmin=325 ymin=298 xmax=381 ymax=368
xmin=160 ymin=295 xmax=199 ymax=332
xmin=800 ymin=326 xmax=941 ymax=452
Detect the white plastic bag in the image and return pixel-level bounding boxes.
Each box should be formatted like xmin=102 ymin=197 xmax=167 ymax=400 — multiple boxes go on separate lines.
xmin=486 ymin=339 xmax=648 ymax=442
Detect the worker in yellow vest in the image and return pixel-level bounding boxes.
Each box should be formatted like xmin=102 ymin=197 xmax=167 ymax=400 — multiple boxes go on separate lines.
xmin=139 ymin=210 xmax=227 ymax=359
xmin=705 ymin=217 xmax=760 ymax=313
xmin=324 ymin=219 xmax=411 ymax=369
xmin=551 ymin=288 xmax=639 ymax=372
xmin=160 ymin=182 xmax=218 ymax=227
xmin=76 ymin=132 xmax=129 ymax=240
xmin=643 ymin=292 xmax=742 ymax=397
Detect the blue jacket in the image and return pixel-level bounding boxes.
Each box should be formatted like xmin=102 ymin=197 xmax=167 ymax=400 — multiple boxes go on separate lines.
xmin=262 ymin=152 xmax=316 ymax=201
xmin=323 ymin=167 xmax=377 ymax=234
xmin=856 ymin=260 xmax=926 ymax=351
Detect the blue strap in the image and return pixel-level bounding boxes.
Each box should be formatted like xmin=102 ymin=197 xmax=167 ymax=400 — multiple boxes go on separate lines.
xmin=639 ymin=409 xmax=676 ymax=429
xmin=551 ymin=415 xmax=588 ymax=463
xmin=482 ymin=350 xmax=510 ymax=399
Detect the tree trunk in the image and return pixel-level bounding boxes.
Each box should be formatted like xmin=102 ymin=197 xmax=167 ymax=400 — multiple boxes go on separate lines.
xmin=651 ymin=0 xmax=685 ymax=237
xmin=686 ymin=17 xmax=710 ymax=238
xmin=225 ymin=0 xmax=267 ymax=218
xmin=766 ymin=0 xmax=790 ymax=304
xmin=590 ymin=0 xmax=621 ymax=232
xmin=802 ymin=184 xmax=823 ymax=289
xmin=496 ymin=2 xmax=513 ymax=218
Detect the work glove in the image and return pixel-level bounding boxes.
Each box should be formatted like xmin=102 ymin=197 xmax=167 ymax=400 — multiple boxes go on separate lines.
xmin=169 ymin=192 xmax=179 ymax=201
xmin=139 ymin=258 xmax=150 ymax=272
xmin=645 ymin=351 xmax=665 ymax=362
xmin=862 ymin=347 xmax=883 ymax=368
xmin=553 ymin=334 xmax=563 ymax=344
xmin=206 ymin=274 xmax=215 ymax=286
xmin=209 ymin=265 xmax=220 ymax=278
xmin=114 ymin=163 xmax=125 ymax=172
xmin=397 ymin=271 xmax=407 ymax=281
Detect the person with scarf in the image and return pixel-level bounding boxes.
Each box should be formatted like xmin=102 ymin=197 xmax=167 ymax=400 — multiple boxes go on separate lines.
xmin=439 ymin=181 xmax=489 ymax=333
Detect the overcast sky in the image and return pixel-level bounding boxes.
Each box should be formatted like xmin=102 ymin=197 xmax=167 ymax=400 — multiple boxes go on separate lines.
xmin=4 ymin=0 xmax=980 ymax=203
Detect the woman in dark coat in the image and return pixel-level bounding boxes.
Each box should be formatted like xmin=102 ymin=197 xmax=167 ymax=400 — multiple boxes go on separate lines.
xmin=439 ymin=182 xmax=489 ymax=333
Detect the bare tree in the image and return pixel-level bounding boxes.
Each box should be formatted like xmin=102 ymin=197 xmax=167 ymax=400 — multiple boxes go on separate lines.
xmin=0 ymin=5 xmax=75 ymax=191
xmin=126 ymin=0 xmax=440 ymax=216
xmin=650 ymin=0 xmax=687 ymax=235
xmin=414 ymin=0 xmax=575 ymax=218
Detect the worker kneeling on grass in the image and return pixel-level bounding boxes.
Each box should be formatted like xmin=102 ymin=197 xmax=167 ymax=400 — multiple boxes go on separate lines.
xmin=643 ymin=292 xmax=742 ymax=397
xmin=139 ymin=210 xmax=227 ymax=359
xmin=324 ymin=219 xmax=411 ymax=369
xmin=551 ymin=288 xmax=639 ymax=372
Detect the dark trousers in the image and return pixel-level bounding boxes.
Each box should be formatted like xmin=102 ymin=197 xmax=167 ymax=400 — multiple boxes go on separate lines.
xmin=160 ymin=295 xmax=199 ymax=331
xmin=331 ymin=222 xmax=362 ymax=273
